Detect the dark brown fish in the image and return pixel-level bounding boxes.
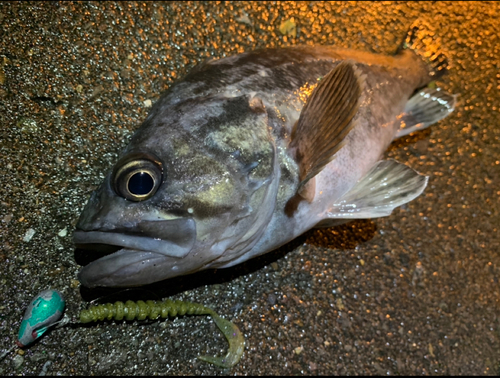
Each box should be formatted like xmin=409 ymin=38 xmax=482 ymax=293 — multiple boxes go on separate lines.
xmin=74 ymin=21 xmax=456 ymax=287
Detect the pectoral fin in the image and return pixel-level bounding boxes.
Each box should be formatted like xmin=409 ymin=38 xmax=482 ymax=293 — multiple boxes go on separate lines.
xmin=324 ymin=160 xmax=428 ymax=220
xmin=289 ymin=60 xmax=365 ymax=190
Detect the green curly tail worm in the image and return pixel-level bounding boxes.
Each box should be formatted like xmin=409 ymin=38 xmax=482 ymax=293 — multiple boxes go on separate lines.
xmin=197 ymin=313 xmax=245 ymax=368
xmin=79 ymin=299 xmax=244 ymax=368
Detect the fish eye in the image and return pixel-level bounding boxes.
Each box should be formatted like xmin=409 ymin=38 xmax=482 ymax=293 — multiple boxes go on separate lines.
xmin=113 ymin=154 xmax=163 ymax=201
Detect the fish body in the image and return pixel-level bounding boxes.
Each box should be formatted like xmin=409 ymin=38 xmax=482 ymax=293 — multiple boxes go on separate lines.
xmin=74 ymin=24 xmax=455 ymax=287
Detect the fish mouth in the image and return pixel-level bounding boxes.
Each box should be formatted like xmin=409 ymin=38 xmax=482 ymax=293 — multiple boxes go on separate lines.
xmin=74 ymin=218 xmax=197 ymax=287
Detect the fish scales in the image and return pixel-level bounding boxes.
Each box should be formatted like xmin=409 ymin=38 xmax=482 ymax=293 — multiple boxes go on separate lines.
xmin=74 ymin=24 xmax=456 ymax=287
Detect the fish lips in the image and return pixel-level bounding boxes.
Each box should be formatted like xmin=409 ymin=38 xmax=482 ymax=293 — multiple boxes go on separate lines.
xmin=74 ymin=218 xmax=197 ymax=287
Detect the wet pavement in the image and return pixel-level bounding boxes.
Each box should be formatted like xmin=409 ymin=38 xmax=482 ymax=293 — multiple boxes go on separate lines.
xmin=1 ymin=1 xmax=499 ymax=375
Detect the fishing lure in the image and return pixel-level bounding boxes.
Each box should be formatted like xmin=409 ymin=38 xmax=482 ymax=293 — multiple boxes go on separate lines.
xmin=79 ymin=299 xmax=245 ymax=367
xmin=0 ymin=289 xmax=66 ymax=360
xmin=17 ymin=289 xmax=66 ymax=348
xmin=1 ymin=290 xmax=244 ymax=369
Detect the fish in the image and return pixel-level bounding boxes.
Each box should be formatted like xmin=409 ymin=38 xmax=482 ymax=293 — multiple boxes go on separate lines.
xmin=74 ymin=21 xmax=456 ymax=288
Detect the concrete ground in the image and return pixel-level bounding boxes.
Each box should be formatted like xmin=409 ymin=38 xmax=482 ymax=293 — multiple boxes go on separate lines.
xmin=0 ymin=1 xmax=499 ymax=375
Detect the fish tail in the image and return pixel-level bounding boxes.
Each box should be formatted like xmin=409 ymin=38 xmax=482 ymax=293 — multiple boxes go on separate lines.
xmin=400 ymin=19 xmax=449 ymax=80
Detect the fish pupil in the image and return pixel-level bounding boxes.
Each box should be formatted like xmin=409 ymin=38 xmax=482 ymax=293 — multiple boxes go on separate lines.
xmin=128 ymin=171 xmax=154 ymax=196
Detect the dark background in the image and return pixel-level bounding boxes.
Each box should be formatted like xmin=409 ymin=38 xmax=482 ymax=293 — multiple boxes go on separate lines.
xmin=0 ymin=1 xmax=499 ymax=375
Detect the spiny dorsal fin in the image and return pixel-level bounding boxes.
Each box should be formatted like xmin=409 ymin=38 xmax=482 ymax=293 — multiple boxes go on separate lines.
xmin=289 ymin=60 xmax=365 ymax=190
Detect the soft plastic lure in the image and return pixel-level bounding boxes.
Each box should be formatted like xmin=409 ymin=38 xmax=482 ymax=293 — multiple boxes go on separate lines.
xmin=1 ymin=290 xmax=244 ymax=369
xmin=79 ymin=298 xmax=245 ymax=367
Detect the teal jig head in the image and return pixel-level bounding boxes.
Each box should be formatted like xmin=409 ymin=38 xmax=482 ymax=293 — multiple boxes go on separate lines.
xmin=17 ymin=289 xmax=65 ymax=347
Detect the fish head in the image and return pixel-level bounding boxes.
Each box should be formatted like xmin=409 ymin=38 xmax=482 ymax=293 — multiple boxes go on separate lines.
xmin=74 ymin=94 xmax=277 ymax=287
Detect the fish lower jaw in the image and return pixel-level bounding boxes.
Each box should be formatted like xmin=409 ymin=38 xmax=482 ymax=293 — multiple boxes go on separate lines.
xmin=73 ymin=229 xmax=197 ymax=287
xmin=73 ymin=230 xmax=215 ymax=287
xmin=76 ymin=247 xmax=187 ymax=288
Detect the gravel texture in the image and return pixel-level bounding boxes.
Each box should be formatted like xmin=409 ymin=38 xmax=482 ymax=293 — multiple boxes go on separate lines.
xmin=0 ymin=1 xmax=499 ymax=375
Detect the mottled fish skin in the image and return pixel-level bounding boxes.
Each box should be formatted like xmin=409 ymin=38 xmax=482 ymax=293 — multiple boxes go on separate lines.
xmin=75 ymin=45 xmax=441 ymax=287
xmin=194 ymin=46 xmax=433 ymax=268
